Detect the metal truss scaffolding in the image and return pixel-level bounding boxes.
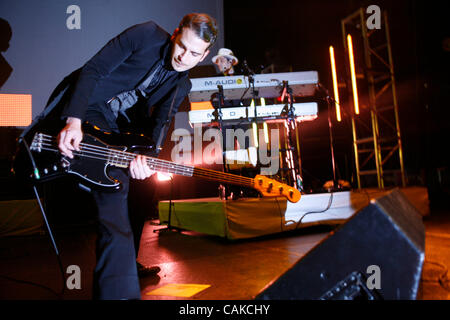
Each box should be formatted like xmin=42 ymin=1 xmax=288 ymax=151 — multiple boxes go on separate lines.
xmin=341 ymin=8 xmax=406 ymax=189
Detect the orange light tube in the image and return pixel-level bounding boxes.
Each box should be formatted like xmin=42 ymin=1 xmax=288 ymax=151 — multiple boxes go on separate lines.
xmin=347 ymin=34 xmax=360 ymax=115
xmin=329 ymin=46 xmax=341 ymax=122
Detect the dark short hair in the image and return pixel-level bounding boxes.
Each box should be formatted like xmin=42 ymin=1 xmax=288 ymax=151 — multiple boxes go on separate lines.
xmin=178 ymin=13 xmax=218 ymax=48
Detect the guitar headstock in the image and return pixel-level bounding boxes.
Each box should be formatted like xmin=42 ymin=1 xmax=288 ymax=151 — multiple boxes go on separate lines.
xmin=253 ymin=175 xmax=301 ymax=203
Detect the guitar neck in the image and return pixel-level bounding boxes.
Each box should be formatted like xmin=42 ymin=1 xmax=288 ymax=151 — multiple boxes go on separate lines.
xmin=107 ymin=148 xmax=255 ymax=188
xmin=192 ymin=167 xmax=254 ymax=188
xmin=32 ymin=132 xmax=255 ymax=188
xmin=31 ymin=132 xmax=300 ymax=202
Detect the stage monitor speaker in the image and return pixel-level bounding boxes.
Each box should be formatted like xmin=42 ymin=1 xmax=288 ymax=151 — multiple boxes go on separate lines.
xmin=255 ymin=189 xmax=425 ymax=300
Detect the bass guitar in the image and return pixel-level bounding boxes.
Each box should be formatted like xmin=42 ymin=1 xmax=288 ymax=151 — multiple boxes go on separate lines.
xmin=19 ymin=124 xmax=301 ymax=203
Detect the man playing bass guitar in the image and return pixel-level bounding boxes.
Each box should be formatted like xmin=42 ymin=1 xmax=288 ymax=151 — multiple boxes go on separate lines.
xmin=56 ymin=13 xmax=218 ymax=300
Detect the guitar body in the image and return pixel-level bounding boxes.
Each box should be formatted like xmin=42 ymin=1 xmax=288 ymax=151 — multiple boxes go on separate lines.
xmin=60 ymin=134 xmax=125 ymax=190
xmin=13 ymin=123 xmax=155 ymax=191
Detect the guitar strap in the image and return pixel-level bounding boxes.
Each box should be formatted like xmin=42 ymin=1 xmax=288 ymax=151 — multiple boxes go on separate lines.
xmin=154 ymin=85 xmax=179 ymax=154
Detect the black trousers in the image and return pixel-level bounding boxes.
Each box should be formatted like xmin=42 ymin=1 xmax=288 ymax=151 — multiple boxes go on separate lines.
xmin=86 ymin=104 xmax=143 ymax=300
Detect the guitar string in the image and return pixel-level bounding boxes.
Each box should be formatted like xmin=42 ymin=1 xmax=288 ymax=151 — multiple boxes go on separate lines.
xmin=37 ymin=135 xmax=194 ymax=175
xmin=36 ymin=145 xmax=237 ymax=183
xmin=36 ymin=135 xmax=268 ymax=186
xmin=36 ymin=146 xmax=255 ymax=187
xmin=35 ymin=135 xmax=278 ymax=186
xmin=37 ymin=142 xmax=193 ymax=176
xmin=36 ymin=135 xmax=257 ymax=186
xmin=194 ymin=167 xmax=254 ymax=186
xmin=37 ymin=134 xmax=194 ymax=173
xmin=38 ymin=144 xmax=291 ymax=199
xmin=36 ymin=142 xmax=295 ymax=198
xmin=35 ymin=136 xmax=254 ymax=186
xmin=38 ymin=142 xmax=254 ymax=186
xmin=38 ymin=143 xmax=194 ymax=177
xmin=37 ymin=133 xmax=251 ymax=182
xmin=36 ymin=129 xmax=296 ymax=192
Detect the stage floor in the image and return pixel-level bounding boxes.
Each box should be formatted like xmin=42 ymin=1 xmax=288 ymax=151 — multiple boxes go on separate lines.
xmin=139 ymin=223 xmax=332 ymax=300
xmin=0 ymin=187 xmax=449 ymax=300
xmin=140 ymin=187 xmax=440 ymax=300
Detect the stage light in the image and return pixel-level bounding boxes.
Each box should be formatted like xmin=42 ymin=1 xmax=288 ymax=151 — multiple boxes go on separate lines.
xmin=260 ymin=97 xmax=266 ymax=106
xmin=252 ymin=122 xmax=258 ymax=148
xmin=329 ymin=46 xmax=342 ymax=122
xmin=263 ymin=122 xmax=269 ymax=144
xmin=157 ymin=172 xmax=172 ymax=181
xmin=347 ymin=34 xmax=360 ymax=115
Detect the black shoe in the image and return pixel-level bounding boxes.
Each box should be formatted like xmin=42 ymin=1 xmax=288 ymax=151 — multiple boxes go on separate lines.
xmin=137 ymin=262 xmax=161 ymax=277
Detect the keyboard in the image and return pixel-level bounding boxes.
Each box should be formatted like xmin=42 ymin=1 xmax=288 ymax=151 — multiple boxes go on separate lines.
xmin=188 ymin=102 xmax=318 ymax=125
xmin=188 ymin=71 xmax=319 ymax=102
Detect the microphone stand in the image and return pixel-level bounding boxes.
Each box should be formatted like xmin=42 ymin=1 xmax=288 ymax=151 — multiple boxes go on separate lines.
xmin=212 ymin=84 xmax=228 ymax=173
xmin=282 ymin=81 xmax=303 ymax=191
xmin=318 ymin=83 xmax=339 ymax=191
xmin=211 ymin=84 xmax=232 ymax=200
xmin=154 ymin=175 xmax=178 ymax=233
xmin=283 ymin=81 xmax=296 ymax=120
xmin=242 ymin=60 xmax=260 ymax=166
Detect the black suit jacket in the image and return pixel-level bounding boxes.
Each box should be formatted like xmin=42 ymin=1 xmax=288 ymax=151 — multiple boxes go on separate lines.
xmin=61 ymin=20 xmax=191 ymax=145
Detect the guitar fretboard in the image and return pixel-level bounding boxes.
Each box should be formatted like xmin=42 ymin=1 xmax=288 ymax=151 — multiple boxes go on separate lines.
xmin=32 ymin=133 xmax=255 ymax=187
